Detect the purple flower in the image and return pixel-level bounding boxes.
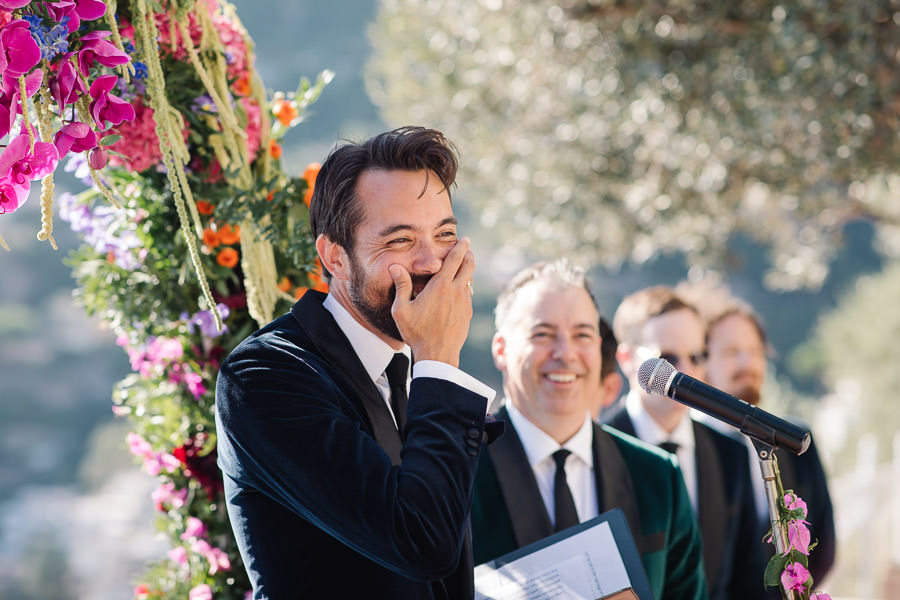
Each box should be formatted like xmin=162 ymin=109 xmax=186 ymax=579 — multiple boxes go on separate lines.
xmin=780 ymin=562 xmax=810 ymax=591
xmin=89 ymin=74 xmax=135 ymax=128
xmin=0 ymin=173 xmax=29 ymax=214
xmin=0 ymin=19 xmax=41 ymax=79
xmin=0 ymin=0 xmax=33 ymax=9
xmin=24 ymin=14 xmax=70 ymax=61
xmin=182 ymin=303 xmax=230 ymax=338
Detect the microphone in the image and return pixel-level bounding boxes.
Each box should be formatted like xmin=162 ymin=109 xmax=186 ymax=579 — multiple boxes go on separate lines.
xmin=637 ymin=358 xmax=810 ymax=455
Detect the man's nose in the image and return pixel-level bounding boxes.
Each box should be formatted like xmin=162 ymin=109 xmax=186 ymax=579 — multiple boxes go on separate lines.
xmin=411 ymin=240 xmax=445 ymax=273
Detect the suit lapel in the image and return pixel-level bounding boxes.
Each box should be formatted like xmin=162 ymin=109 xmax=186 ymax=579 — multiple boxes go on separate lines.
xmin=290 ymin=292 xmax=404 ymax=464
xmin=693 ymin=421 xmax=726 ymax=584
xmin=487 ymin=407 xmax=554 ymax=547
xmin=593 ymin=423 xmax=645 ymax=550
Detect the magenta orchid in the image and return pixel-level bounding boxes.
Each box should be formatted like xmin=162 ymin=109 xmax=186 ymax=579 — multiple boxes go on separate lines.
xmin=89 ymin=74 xmax=135 ymax=128
xmin=54 ymin=121 xmax=98 ymax=157
xmin=0 ymin=133 xmax=59 ymax=213
xmin=77 ymin=31 xmax=131 ymax=75
xmin=48 ymin=58 xmax=87 ymax=111
xmin=765 ymin=490 xmax=830 ymax=599
xmin=0 ymin=19 xmax=41 ymax=79
xmin=0 ymin=0 xmax=33 ymax=9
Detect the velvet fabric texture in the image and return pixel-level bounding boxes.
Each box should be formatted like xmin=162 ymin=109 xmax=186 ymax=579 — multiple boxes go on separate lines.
xmin=215 ymin=291 xmax=494 ymax=599
xmin=471 ymin=407 xmax=708 ymax=600
xmin=605 ymin=409 xmax=767 ymax=600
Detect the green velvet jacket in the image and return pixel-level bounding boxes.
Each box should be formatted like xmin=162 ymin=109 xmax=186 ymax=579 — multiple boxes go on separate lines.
xmin=471 ymin=408 xmax=707 ymax=600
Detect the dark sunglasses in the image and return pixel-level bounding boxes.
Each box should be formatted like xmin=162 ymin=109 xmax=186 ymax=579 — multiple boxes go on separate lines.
xmin=659 ymin=351 xmax=707 ymax=367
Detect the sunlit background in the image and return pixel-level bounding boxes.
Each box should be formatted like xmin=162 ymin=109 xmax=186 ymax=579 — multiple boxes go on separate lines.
xmin=1 ymin=1 xmax=898 ymax=598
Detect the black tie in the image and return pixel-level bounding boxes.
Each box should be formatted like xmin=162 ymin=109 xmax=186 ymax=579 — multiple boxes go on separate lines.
xmin=385 ymin=353 xmax=409 ymax=430
xmin=552 ymin=449 xmax=579 ymax=532
xmin=659 ymin=441 xmax=680 ymax=456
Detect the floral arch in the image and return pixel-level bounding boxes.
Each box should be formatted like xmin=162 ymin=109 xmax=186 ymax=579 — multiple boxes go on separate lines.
xmin=0 ymin=0 xmax=328 ymax=597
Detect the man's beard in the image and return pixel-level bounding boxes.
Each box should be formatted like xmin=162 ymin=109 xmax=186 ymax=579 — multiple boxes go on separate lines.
xmin=348 ymin=257 xmax=432 ymax=342
xmin=731 ymin=382 xmax=761 ymax=406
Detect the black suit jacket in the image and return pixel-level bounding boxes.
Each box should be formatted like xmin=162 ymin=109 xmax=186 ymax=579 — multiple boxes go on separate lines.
xmin=215 ymin=290 xmax=496 ymax=599
xmin=605 ymin=408 xmax=766 ymax=600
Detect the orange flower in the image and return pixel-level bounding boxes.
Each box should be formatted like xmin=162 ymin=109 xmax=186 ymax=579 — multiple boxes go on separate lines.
xmin=269 ymin=139 xmax=282 ymax=159
xmin=202 ymin=228 xmax=220 ymax=248
xmin=308 ymin=258 xmax=329 ymax=292
xmin=303 ymin=162 xmax=321 ymax=207
xmin=216 ymin=247 xmax=239 ymax=268
xmin=293 ymin=286 xmax=309 ymax=299
xmin=218 ymin=224 xmax=241 ymax=245
xmin=233 ymin=73 xmax=251 ymax=96
xmin=196 ymin=200 xmax=215 ymax=215
xmin=273 ymin=98 xmax=298 ymax=127
xmin=277 ymin=276 xmax=292 ymax=293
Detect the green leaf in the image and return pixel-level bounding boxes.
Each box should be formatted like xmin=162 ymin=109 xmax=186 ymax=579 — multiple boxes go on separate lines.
xmin=764 ymin=553 xmax=790 ymax=587
xmin=100 ymin=134 xmax=123 ymax=146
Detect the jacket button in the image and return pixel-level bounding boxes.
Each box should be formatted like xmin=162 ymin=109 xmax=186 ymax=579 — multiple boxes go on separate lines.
xmin=466 ymin=447 xmax=478 ymax=457
xmin=467 ymin=427 xmax=481 ymax=439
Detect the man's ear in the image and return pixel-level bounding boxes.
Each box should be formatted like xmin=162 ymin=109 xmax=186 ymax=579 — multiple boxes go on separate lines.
xmin=316 ymin=234 xmax=350 ymax=281
xmin=616 ymin=344 xmax=636 ymax=377
xmin=491 ymin=332 xmax=507 ymax=372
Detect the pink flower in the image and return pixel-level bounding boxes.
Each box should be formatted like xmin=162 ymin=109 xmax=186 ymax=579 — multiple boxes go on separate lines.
xmin=784 ymin=492 xmax=808 ymax=518
xmin=181 ymin=516 xmax=207 ymax=540
xmin=0 ymin=68 xmax=44 ymax=138
xmin=108 ymin=99 xmax=164 ymax=172
xmin=45 ymin=0 xmax=108 ymax=32
xmin=0 ymin=173 xmax=29 ymax=214
xmin=49 ymin=58 xmax=87 ymax=112
xmin=787 ymin=520 xmax=811 ymax=555
xmin=189 ymin=584 xmax=213 ymax=600
xmin=88 ymin=145 xmax=108 ymax=169
xmin=126 ymin=432 xmax=152 ymax=457
xmin=89 ymin=74 xmax=135 ymax=129
xmin=54 ymin=122 xmax=98 ymax=158
xmin=0 ymin=19 xmax=41 ymax=79
xmin=205 ymin=546 xmax=232 ymax=574
xmin=167 ymin=545 xmax=188 ymax=565
xmin=810 ymin=594 xmax=832 ymax=600
xmin=0 ymin=1 xmax=32 ymax=9
xmin=780 ymin=562 xmax=810 ymax=591
xmin=151 ymin=481 xmax=188 ymax=511
xmin=0 ymin=133 xmax=60 ymax=213
xmin=77 ymin=31 xmax=130 ymax=75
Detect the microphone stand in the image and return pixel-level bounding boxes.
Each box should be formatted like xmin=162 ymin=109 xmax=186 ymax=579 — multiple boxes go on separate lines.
xmin=751 ymin=438 xmax=800 ymax=600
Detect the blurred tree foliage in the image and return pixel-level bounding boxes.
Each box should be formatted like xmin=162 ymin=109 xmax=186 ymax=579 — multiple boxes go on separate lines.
xmin=811 ymin=261 xmax=900 ymax=463
xmin=366 ymin=0 xmax=900 ymax=290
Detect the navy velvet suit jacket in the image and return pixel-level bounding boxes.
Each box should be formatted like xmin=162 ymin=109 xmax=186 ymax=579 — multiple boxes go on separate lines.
xmin=604 ymin=408 xmax=766 ymax=600
xmin=215 ymin=290 xmax=494 ymax=599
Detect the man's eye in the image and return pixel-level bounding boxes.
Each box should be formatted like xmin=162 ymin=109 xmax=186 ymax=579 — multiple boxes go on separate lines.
xmin=387 ymin=237 xmax=412 ymax=245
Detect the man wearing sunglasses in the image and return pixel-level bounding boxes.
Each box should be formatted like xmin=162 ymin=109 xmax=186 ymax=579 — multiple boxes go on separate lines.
xmin=604 ymin=285 xmax=765 ymax=600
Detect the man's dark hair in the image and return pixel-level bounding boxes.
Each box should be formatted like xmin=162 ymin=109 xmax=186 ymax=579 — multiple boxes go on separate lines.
xmin=309 ymin=126 xmax=459 ymax=278
xmin=599 ymin=316 xmax=618 ymax=378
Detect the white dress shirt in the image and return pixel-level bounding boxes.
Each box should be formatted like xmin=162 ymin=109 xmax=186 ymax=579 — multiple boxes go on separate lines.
xmin=323 ymin=294 xmax=495 ymax=427
xmin=626 ymin=390 xmax=699 ymax=512
xmin=506 ymin=402 xmax=599 ymax=528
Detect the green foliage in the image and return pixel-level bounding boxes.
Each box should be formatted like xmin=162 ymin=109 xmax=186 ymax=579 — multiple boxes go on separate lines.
xmin=367 ymin=0 xmax=900 ymax=290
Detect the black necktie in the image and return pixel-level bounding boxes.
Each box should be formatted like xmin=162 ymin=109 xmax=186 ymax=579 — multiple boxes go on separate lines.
xmin=659 ymin=440 xmax=680 ymax=455
xmin=552 ymin=449 xmax=579 ymax=532
xmin=385 ymin=353 xmax=409 ymax=430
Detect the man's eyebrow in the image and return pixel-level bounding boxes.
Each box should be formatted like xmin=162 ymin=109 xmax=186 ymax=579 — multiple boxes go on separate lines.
xmin=376 ymin=217 xmax=457 ymax=238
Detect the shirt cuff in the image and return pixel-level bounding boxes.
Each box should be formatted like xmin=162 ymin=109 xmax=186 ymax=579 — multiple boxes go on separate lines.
xmin=413 ymin=360 xmax=496 ymax=410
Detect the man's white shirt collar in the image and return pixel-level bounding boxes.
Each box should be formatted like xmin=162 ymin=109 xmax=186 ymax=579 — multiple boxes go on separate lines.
xmin=323 ymin=294 xmax=408 ymax=386
xmin=506 ymin=402 xmax=594 ymax=470
xmin=625 ymin=390 xmax=695 ymax=451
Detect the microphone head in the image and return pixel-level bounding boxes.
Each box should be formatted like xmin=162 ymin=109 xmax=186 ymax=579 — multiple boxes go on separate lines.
xmin=637 ymin=357 xmax=676 ymax=396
